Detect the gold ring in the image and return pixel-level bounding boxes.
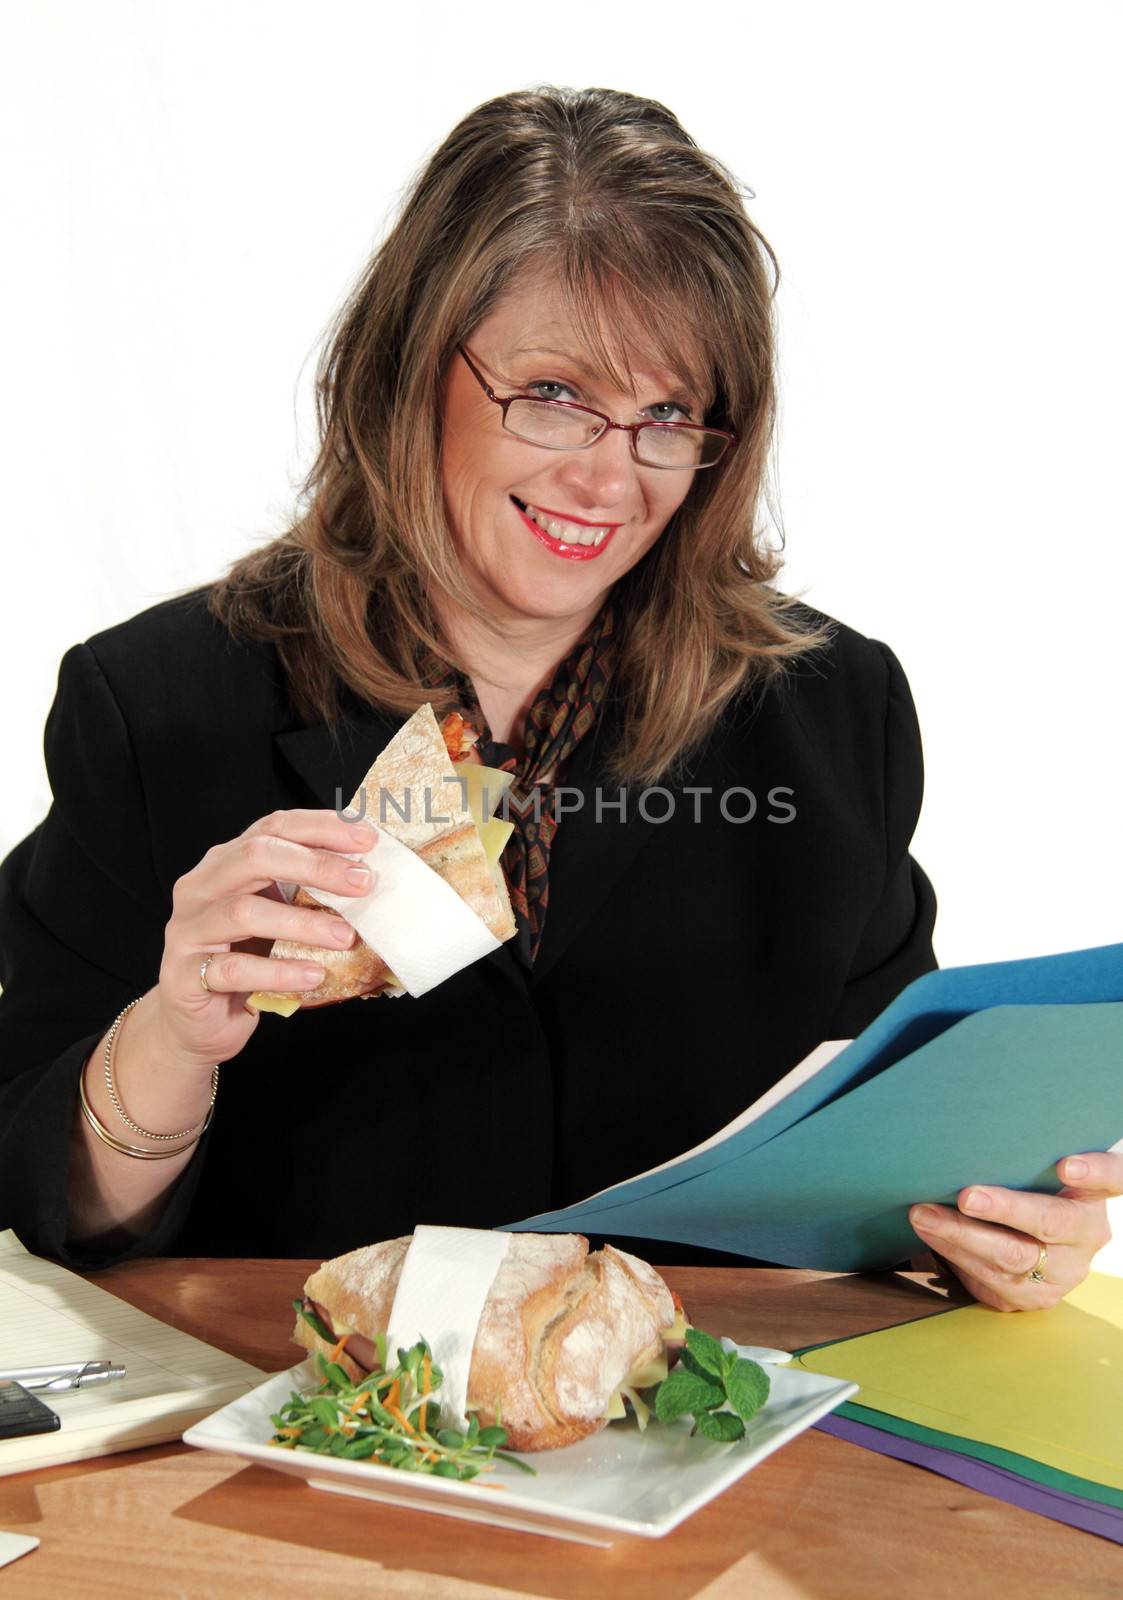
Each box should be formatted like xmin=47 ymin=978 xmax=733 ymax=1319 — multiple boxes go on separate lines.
xmin=199 ymin=955 xmax=217 ymax=993
xmin=1026 ymin=1243 xmax=1048 ymax=1283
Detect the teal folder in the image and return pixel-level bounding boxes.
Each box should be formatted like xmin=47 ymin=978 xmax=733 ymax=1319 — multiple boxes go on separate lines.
xmin=505 ymin=942 xmax=1123 ymax=1270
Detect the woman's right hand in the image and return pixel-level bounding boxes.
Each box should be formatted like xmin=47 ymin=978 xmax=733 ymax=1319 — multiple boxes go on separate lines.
xmin=155 ymin=809 xmax=377 ymax=1068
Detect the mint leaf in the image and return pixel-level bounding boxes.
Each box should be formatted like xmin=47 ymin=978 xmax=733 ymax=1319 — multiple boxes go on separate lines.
xmin=725 ymin=1358 xmax=770 ymax=1422
xmin=694 ymin=1408 xmax=745 ymax=1442
xmin=679 ymin=1346 xmax=717 ymax=1382
xmin=684 ymin=1326 xmax=726 ymax=1379
xmin=654 ymin=1369 xmax=725 ymax=1423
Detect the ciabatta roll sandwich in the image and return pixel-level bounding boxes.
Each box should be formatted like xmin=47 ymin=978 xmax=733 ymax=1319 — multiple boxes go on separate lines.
xmin=250 ymin=705 xmax=516 ymax=1014
xmin=293 ymin=1232 xmax=686 ymax=1452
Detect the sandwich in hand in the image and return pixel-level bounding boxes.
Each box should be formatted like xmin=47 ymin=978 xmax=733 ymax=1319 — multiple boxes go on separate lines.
xmin=250 ymin=706 xmax=516 ymax=1014
xmin=293 ymin=1232 xmax=686 ymax=1451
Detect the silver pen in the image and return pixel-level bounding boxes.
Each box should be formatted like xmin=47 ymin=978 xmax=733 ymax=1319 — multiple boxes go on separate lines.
xmin=0 ymin=1361 xmax=127 ymax=1392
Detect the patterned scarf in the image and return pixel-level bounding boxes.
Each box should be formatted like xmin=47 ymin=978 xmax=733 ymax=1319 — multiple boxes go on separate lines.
xmin=418 ymin=604 xmax=619 ymax=967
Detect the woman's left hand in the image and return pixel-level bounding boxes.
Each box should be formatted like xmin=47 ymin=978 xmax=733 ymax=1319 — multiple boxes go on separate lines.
xmin=908 ymin=1152 xmax=1123 ymax=1311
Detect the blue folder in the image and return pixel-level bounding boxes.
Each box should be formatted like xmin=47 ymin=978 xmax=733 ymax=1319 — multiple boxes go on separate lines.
xmin=504 ymin=942 xmax=1123 ymax=1270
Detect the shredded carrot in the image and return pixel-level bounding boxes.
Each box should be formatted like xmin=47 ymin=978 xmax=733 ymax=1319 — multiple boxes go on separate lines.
xmin=386 ymin=1378 xmax=401 ymax=1413
xmin=327 ymin=1335 xmax=348 ymax=1367
xmin=276 ymin=1425 xmax=303 ymax=1438
xmin=347 ymin=1391 xmax=371 ymax=1417
xmin=386 ymin=1404 xmax=416 ymax=1436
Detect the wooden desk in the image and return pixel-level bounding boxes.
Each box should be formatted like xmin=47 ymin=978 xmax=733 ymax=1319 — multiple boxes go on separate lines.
xmin=0 ymin=1261 xmax=1116 ymax=1598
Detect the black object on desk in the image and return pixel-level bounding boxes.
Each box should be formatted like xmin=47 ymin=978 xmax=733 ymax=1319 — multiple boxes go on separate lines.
xmin=0 ymin=1378 xmax=61 ymax=1438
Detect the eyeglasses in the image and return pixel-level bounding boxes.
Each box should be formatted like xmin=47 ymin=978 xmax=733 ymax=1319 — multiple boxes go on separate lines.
xmin=457 ymin=345 xmax=736 ymax=470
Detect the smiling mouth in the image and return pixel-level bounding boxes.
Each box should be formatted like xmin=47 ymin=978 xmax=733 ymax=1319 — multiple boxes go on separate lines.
xmin=510 ymin=497 xmax=619 ymax=560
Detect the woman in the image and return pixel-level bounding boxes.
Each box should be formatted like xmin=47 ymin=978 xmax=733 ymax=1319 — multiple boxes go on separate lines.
xmin=0 ymin=86 xmax=1116 ymax=1308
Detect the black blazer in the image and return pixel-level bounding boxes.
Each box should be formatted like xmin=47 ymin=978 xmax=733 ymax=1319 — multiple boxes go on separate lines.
xmin=0 ymin=590 xmax=936 ymax=1266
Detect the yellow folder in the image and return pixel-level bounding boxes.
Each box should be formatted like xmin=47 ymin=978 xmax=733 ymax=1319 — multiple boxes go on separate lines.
xmin=795 ymin=1272 xmax=1123 ymax=1490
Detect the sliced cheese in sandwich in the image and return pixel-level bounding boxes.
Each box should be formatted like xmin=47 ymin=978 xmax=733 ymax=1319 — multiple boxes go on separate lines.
xmin=249 ymin=705 xmax=516 ymax=1013
xmin=458 ymin=761 xmax=516 ymax=898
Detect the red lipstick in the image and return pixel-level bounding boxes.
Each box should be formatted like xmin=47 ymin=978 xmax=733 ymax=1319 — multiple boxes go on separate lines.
xmin=510 ymin=497 xmax=619 ymax=561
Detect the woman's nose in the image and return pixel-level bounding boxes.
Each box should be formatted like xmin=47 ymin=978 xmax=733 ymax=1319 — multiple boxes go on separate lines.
xmin=553 ymin=423 xmax=640 ymax=511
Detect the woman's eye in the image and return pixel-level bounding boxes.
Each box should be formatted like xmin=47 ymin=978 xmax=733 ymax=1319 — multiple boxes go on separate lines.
xmin=525 ymin=381 xmax=692 ymax=421
xmin=527 ymin=379 xmax=578 ymax=402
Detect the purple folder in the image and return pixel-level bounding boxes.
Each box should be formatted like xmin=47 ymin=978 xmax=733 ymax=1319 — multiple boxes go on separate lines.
xmin=815 ymin=1414 xmax=1123 ymax=1545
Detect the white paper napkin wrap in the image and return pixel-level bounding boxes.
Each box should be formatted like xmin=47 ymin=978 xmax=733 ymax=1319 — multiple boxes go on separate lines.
xmin=287 ymin=826 xmax=501 ymax=997
xmin=385 ymin=1226 xmax=512 ymax=1433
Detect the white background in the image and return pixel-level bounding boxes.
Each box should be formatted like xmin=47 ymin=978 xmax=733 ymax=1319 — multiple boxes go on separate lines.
xmin=2 ymin=2 xmax=1119 ymax=1263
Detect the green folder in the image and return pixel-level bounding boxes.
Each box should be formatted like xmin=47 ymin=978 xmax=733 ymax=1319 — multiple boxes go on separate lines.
xmin=831 ymin=1403 xmax=1123 ymax=1510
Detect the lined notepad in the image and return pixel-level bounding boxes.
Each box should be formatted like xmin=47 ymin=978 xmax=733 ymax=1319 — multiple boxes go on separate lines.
xmin=0 ymin=1230 xmax=265 ymax=1475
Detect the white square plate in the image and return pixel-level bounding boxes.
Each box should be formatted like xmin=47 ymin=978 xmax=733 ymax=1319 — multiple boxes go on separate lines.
xmin=184 ymin=1352 xmax=856 ymax=1545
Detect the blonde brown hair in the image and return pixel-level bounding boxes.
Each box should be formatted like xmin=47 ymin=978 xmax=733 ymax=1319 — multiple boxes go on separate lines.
xmin=209 ymin=85 xmax=830 ymax=785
